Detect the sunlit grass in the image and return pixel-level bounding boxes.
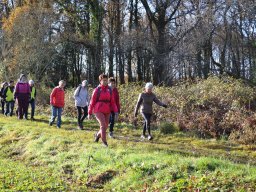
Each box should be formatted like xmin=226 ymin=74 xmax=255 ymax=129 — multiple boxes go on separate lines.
xmin=0 ymin=114 xmax=255 ymax=191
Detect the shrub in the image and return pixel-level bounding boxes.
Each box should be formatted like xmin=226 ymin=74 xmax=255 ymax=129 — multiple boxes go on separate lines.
xmin=159 ymin=122 xmax=179 ymax=135
xmin=36 ymin=75 xmax=256 ymax=144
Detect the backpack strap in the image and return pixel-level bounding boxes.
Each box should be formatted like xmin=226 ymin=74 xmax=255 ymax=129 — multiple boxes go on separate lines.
xmin=75 ymin=85 xmax=82 ymax=97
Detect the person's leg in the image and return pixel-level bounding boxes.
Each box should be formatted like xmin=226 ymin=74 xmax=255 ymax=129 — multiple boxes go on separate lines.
xmin=17 ymin=98 xmax=23 ymax=119
xmin=31 ymin=100 xmax=35 ymax=119
xmin=109 ymin=112 xmax=115 ymax=133
xmin=49 ymin=106 xmax=57 ymax=125
xmin=80 ymin=106 xmax=88 ymax=123
xmin=10 ymin=101 xmax=14 ymax=116
xmin=5 ymin=102 xmax=10 ymax=116
xmin=142 ymin=113 xmax=152 ymax=140
xmin=1 ymin=100 xmax=5 ymax=114
xmin=76 ymin=106 xmax=82 ymax=126
xmin=141 ymin=113 xmax=147 ymax=136
xmin=103 ymin=113 xmax=111 ymax=142
xmin=56 ymin=107 xmax=62 ymax=128
xmin=146 ymin=114 xmax=152 ymax=136
xmin=24 ymin=97 xmax=29 ymax=119
xmin=95 ymin=113 xmax=108 ymax=142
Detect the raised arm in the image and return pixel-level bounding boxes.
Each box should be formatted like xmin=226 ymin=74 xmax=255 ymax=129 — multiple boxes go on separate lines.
xmin=153 ymin=95 xmax=167 ymax=108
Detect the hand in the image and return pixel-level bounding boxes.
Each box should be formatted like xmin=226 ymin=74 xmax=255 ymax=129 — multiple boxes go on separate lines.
xmin=88 ymin=114 xmax=91 ymax=120
xmin=163 ymin=104 xmax=168 ymax=108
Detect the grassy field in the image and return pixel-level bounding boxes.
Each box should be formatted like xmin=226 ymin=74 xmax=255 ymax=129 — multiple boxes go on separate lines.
xmin=0 ymin=114 xmax=255 ymax=191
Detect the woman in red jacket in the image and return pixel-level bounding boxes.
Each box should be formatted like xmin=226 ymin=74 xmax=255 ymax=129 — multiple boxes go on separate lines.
xmin=49 ymin=80 xmax=66 ymax=128
xmin=108 ymin=77 xmax=121 ymax=138
xmin=88 ymin=74 xmax=118 ymax=147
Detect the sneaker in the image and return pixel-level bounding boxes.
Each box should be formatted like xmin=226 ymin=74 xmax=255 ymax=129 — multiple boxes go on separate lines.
xmin=109 ymin=132 xmax=113 ymax=138
xmin=148 ymin=135 xmax=153 ymax=140
xmin=78 ymin=125 xmax=84 ymax=130
xmin=49 ymin=121 xmax=53 ymax=126
xmin=94 ymin=133 xmax=100 ymax=142
xmin=141 ymin=135 xmax=146 ymax=139
xmin=57 ymin=126 xmax=61 ymax=129
xmin=31 ymin=117 xmax=35 ymax=121
xmin=103 ymin=142 xmax=108 ymax=147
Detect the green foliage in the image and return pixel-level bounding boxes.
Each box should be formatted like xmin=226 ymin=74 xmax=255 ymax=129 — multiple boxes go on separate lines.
xmin=116 ymin=76 xmax=256 ymax=143
xmin=159 ymin=122 xmax=179 ymax=135
xmin=37 ymin=76 xmax=256 ymax=144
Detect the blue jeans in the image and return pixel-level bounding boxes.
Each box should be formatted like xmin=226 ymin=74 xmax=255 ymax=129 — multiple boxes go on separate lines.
xmin=50 ymin=106 xmax=63 ymax=128
xmin=29 ymin=99 xmax=35 ymax=118
xmin=5 ymin=101 xmax=15 ymax=116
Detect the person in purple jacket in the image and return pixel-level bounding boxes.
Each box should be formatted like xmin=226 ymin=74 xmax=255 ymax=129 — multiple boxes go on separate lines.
xmin=14 ymin=74 xmax=31 ymax=119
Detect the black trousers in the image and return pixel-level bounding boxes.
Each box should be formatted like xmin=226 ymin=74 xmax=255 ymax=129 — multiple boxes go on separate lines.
xmin=1 ymin=100 xmax=5 ymax=114
xmin=109 ymin=112 xmax=115 ymax=132
xmin=77 ymin=106 xmax=88 ymax=125
xmin=142 ymin=112 xmax=152 ymax=136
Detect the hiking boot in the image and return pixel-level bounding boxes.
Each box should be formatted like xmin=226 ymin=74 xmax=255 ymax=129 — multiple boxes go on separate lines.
xmin=103 ymin=142 xmax=108 ymax=147
xmin=148 ymin=135 xmax=153 ymax=140
xmin=94 ymin=133 xmax=100 ymax=142
xmin=109 ymin=132 xmax=114 ymax=138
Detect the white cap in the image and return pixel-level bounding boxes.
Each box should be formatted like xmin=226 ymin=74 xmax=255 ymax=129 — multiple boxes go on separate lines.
xmin=29 ymin=80 xmax=34 ymax=85
xmin=145 ymin=82 xmax=153 ymax=89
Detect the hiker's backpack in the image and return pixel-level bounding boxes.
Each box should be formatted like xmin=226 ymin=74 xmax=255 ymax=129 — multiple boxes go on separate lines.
xmin=96 ymin=86 xmax=112 ymax=102
xmin=74 ymin=85 xmax=82 ymax=98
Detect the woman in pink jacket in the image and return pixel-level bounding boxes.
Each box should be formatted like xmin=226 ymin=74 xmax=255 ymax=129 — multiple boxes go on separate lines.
xmin=88 ymin=74 xmax=118 ymax=147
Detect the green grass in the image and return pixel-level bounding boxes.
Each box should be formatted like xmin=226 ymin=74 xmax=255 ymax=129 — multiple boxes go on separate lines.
xmin=0 ymin=114 xmax=255 ymax=191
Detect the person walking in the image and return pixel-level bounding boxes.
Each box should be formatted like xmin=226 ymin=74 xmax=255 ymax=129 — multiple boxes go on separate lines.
xmin=108 ymin=77 xmax=121 ymax=138
xmin=74 ymin=80 xmax=90 ymax=130
xmin=29 ymin=80 xmax=37 ymax=120
xmin=49 ymin=80 xmax=66 ymax=128
xmin=3 ymin=80 xmax=15 ymax=116
xmin=0 ymin=82 xmax=8 ymax=114
xmin=134 ymin=82 xmax=167 ymax=140
xmin=88 ymin=74 xmax=118 ymax=147
xmin=14 ymin=74 xmax=31 ymax=119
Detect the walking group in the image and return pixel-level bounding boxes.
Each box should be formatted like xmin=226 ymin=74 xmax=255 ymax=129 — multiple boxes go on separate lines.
xmin=0 ymin=74 xmax=36 ymax=120
xmin=1 ymin=73 xmax=167 ymax=147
